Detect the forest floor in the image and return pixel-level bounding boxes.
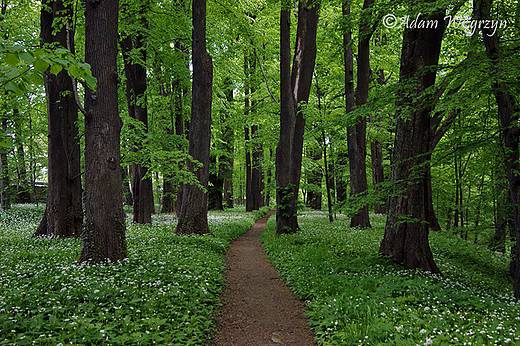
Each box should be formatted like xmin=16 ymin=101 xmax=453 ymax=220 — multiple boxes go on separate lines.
xmin=209 ymin=210 xmax=316 ymax=346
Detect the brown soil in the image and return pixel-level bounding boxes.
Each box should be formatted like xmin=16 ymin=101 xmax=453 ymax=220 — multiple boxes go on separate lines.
xmin=210 ymin=210 xmax=316 ymax=346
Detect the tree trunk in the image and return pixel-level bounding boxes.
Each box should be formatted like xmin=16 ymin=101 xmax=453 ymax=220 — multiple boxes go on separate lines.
xmin=208 ymin=152 xmax=224 ymax=210
xmin=474 ymin=0 xmax=520 ymax=297
xmin=175 ymin=0 xmax=212 ymax=235
xmin=379 ymin=9 xmax=446 ymax=274
xmin=307 ymin=147 xmax=322 ymax=210
xmin=347 ymin=0 xmax=373 ymax=228
xmin=251 ymin=123 xmax=264 ymax=211
xmin=275 ymin=0 xmax=320 ymax=234
xmin=336 ymin=150 xmax=348 ymax=202
xmin=14 ymin=110 xmax=31 ymax=203
xmin=120 ymin=1 xmax=153 ymax=224
xmin=0 ymin=117 xmax=10 ymax=210
xmin=221 ymin=77 xmax=234 ymax=208
xmin=79 ymin=0 xmax=127 ymax=263
xmin=34 ymin=0 xmax=82 ymax=237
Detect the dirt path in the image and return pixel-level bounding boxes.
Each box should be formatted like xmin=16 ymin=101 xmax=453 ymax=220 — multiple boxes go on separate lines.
xmin=210 ymin=210 xmax=316 ymax=346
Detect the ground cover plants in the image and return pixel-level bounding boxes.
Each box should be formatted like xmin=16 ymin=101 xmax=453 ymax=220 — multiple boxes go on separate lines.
xmin=261 ymin=210 xmax=520 ymax=346
xmin=0 ymin=204 xmax=260 ymax=345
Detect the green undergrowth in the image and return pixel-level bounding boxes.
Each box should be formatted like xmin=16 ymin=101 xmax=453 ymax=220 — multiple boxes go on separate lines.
xmin=261 ymin=210 xmax=520 ymax=346
xmin=0 ymin=204 xmax=256 ymax=345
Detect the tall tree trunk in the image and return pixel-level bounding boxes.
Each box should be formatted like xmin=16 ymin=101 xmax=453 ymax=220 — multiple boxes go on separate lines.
xmin=208 ymin=153 xmax=224 ymax=210
xmin=347 ymin=0 xmax=373 ymax=228
xmin=275 ymin=0 xmax=320 ymax=234
xmin=221 ymin=77 xmax=234 ymax=208
xmin=371 ymin=58 xmax=387 ymax=214
xmin=0 ymin=117 xmax=9 ymax=210
xmin=342 ymin=0 xmax=355 ymax=212
xmin=474 ymin=0 xmax=520 ymax=297
xmin=307 ymin=147 xmax=322 ymax=210
xmin=120 ymin=1 xmax=153 ymax=224
xmin=34 ymin=0 xmax=82 ymax=237
xmin=79 ymin=0 xmax=127 ymax=263
xmin=14 ymin=110 xmax=30 ymax=203
xmin=251 ymin=123 xmax=264 ymax=211
xmin=175 ymin=0 xmax=213 ymax=235
xmin=336 ymin=150 xmax=348 ymax=202
xmin=379 ymin=8 xmax=446 ymax=273
xmin=244 ymin=54 xmax=254 ymax=212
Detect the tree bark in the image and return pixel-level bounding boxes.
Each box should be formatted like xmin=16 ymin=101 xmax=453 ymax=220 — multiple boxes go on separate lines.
xmin=120 ymin=1 xmax=153 ymax=224
xmin=0 ymin=117 xmax=10 ymax=210
xmin=307 ymin=147 xmax=322 ymax=210
xmin=379 ymin=8 xmax=446 ymax=274
xmin=347 ymin=0 xmax=374 ymax=228
xmin=474 ymin=0 xmax=520 ymax=297
xmin=275 ymin=0 xmax=320 ymax=234
xmin=175 ymin=0 xmax=213 ymax=235
xmin=34 ymin=0 xmax=82 ymax=237
xmin=221 ymin=79 xmax=234 ymax=208
xmin=79 ymin=0 xmax=127 ymax=263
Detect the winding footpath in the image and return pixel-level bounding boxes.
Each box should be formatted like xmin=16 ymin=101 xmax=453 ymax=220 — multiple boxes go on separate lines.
xmin=210 ymin=210 xmax=316 ymax=345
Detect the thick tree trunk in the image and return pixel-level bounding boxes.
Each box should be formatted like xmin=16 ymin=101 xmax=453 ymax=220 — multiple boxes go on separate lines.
xmin=175 ymin=0 xmax=212 ymax=235
xmin=379 ymin=9 xmax=446 ymax=274
xmin=79 ymin=0 xmax=127 ymax=263
xmin=34 ymin=0 xmax=82 ymax=237
xmin=474 ymin=0 xmax=520 ymax=297
xmin=276 ymin=0 xmax=320 ymax=234
xmin=347 ymin=0 xmax=373 ymax=228
xmin=120 ymin=3 xmax=153 ymax=224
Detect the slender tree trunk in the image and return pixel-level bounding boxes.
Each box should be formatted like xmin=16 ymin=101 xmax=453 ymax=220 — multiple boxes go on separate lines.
xmin=34 ymin=0 xmax=82 ymax=236
xmin=208 ymin=153 xmax=224 ymax=210
xmin=251 ymin=123 xmax=264 ymax=210
xmin=347 ymin=0 xmax=373 ymax=228
xmin=275 ymin=0 xmax=320 ymax=234
xmin=474 ymin=0 xmax=520 ymax=297
xmin=175 ymin=0 xmax=213 ymax=235
xmin=221 ymin=77 xmax=234 ymax=208
xmin=379 ymin=8 xmax=446 ymax=273
xmin=307 ymin=147 xmax=322 ymax=210
xmin=120 ymin=1 xmax=153 ymax=224
xmin=336 ymin=151 xmax=347 ymax=202
xmin=323 ymin=135 xmax=333 ymax=222
xmin=79 ymin=0 xmax=127 ymax=263
xmin=0 ymin=117 xmax=9 ymax=210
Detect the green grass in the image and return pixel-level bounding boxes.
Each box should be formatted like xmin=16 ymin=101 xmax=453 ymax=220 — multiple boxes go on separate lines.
xmin=0 ymin=204 xmax=256 ymax=345
xmin=261 ymin=210 xmax=520 ymax=346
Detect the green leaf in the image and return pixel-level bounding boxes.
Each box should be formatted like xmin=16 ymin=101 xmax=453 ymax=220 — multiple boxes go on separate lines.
xmin=5 ymin=52 xmax=20 ymax=66
xmin=33 ymin=59 xmax=50 ymax=73
xmin=68 ymin=64 xmax=80 ymax=78
xmin=18 ymin=51 xmax=35 ymax=64
xmin=50 ymin=63 xmax=63 ymax=75
xmin=84 ymin=74 xmax=97 ymax=90
xmin=30 ymin=72 xmax=44 ymax=85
